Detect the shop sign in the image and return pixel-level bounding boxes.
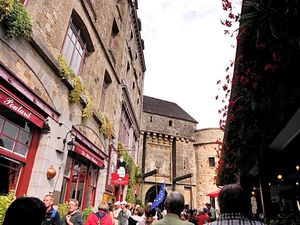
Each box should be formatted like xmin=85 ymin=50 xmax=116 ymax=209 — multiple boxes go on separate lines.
xmin=74 ymin=143 xmax=104 ymax=168
xmin=111 ymin=172 xmax=129 ymax=185
xmin=111 ymin=156 xmax=128 ymax=185
xmin=0 ymin=86 xmax=45 ymax=127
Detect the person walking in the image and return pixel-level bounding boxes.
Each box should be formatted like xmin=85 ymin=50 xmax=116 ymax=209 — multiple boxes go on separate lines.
xmin=85 ymin=202 xmax=113 ymax=225
xmin=153 ymin=191 xmax=194 ymax=225
xmin=207 ymin=184 xmax=265 ymax=225
xmin=117 ymin=201 xmax=131 ymax=225
xmin=113 ymin=201 xmax=121 ymax=225
xmin=41 ymin=194 xmax=60 ymax=225
xmin=60 ymin=199 xmax=83 ymax=225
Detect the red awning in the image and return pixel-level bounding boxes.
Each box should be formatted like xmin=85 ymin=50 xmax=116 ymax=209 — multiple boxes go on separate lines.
xmin=206 ymin=189 xmax=221 ymax=198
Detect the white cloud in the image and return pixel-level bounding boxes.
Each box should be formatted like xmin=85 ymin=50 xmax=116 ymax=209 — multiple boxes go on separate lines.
xmin=138 ymin=0 xmax=240 ymax=129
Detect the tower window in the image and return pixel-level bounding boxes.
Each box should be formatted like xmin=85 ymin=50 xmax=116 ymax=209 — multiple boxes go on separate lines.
xmin=209 ymin=157 xmax=215 ymax=167
xmin=169 ymin=120 xmax=173 ymax=126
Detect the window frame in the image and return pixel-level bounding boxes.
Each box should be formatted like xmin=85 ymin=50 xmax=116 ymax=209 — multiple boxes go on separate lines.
xmin=61 ymin=21 xmax=87 ymax=75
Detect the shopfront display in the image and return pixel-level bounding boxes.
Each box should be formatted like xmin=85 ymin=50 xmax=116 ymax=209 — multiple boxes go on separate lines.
xmin=60 ymin=138 xmax=105 ymax=210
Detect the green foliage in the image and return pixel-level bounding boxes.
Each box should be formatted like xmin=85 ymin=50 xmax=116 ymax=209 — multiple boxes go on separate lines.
xmin=98 ymin=111 xmax=112 ymax=139
xmin=82 ymin=91 xmax=93 ymax=120
xmin=135 ymin=198 xmax=143 ymax=207
xmin=58 ymin=54 xmax=73 ymax=80
xmin=82 ymin=207 xmax=93 ymax=223
xmin=57 ymin=54 xmax=93 ymax=119
xmin=0 ymin=0 xmax=13 ymax=22
xmin=2 ymin=0 xmax=32 ymax=40
xmin=69 ymin=76 xmax=82 ymax=103
xmin=0 ymin=190 xmax=15 ymax=225
xmin=58 ymin=202 xmax=69 ymax=217
xmin=117 ymin=142 xmax=140 ymax=203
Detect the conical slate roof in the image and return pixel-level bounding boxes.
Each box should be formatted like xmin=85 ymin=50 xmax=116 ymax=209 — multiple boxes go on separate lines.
xmin=143 ymin=95 xmax=198 ymax=123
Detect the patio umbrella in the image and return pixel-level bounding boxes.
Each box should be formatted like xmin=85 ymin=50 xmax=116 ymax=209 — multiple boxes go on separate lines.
xmin=206 ymin=189 xmax=220 ymax=198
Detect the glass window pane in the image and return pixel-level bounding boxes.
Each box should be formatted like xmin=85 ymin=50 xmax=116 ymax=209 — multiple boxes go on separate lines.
xmin=14 ymin=143 xmax=28 ymax=156
xmin=1 ymin=136 xmax=14 ymax=150
xmin=62 ymin=37 xmax=74 ymax=65
xmin=3 ymin=121 xmax=18 ymax=139
xmin=17 ymin=129 xmax=31 ymax=145
xmin=70 ymin=52 xmax=81 ymax=75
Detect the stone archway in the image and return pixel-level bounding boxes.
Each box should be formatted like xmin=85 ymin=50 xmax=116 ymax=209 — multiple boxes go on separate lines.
xmin=144 ymin=184 xmax=168 ymax=210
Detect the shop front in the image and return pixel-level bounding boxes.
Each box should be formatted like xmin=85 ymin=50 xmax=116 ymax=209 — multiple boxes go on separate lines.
xmin=60 ymin=130 xmax=106 ymax=210
xmin=0 ymin=84 xmax=45 ymax=196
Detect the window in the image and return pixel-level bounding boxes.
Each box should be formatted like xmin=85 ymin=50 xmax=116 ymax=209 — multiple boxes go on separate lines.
xmin=209 ymin=157 xmax=215 ymax=167
xmin=60 ymin=155 xmax=99 ymax=209
xmin=0 ymin=106 xmax=33 ymax=158
xmin=100 ymin=71 xmax=112 ymax=111
xmin=169 ymin=120 xmax=173 ymax=126
xmin=132 ymin=81 xmax=135 ymax=90
xmin=118 ymin=108 xmax=130 ymax=147
xmin=62 ymin=22 xmax=86 ymax=75
xmin=0 ymin=157 xmax=21 ymax=195
xmin=110 ymin=19 xmax=119 ymax=49
xmin=126 ymin=62 xmax=130 ymax=72
xmin=62 ymin=11 xmax=95 ymax=75
xmin=150 ymin=116 xmax=152 ymax=122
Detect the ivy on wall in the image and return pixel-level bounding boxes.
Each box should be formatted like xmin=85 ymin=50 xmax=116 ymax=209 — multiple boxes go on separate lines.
xmin=0 ymin=0 xmax=32 ymax=40
xmin=98 ymin=111 xmax=112 ymax=139
xmin=57 ymin=54 xmax=93 ymax=120
xmin=117 ymin=142 xmax=140 ymax=203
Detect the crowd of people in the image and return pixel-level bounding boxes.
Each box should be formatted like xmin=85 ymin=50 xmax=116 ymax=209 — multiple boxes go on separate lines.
xmin=2 ymin=184 xmax=264 ymax=225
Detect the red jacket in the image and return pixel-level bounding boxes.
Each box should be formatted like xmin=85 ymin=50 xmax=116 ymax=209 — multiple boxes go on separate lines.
xmin=84 ymin=211 xmax=113 ymax=225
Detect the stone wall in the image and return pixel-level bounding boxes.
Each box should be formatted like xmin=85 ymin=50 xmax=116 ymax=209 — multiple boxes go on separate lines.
xmin=194 ymin=128 xmax=223 ymax=209
xmin=141 ymin=108 xmax=224 ymax=209
xmin=0 ymin=0 xmax=145 ymax=202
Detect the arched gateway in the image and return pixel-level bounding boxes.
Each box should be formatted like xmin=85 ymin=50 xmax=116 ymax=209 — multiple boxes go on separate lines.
xmin=144 ymin=184 xmax=168 ymax=210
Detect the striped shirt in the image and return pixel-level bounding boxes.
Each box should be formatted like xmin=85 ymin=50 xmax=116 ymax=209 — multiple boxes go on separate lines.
xmin=207 ymin=213 xmax=265 ymax=225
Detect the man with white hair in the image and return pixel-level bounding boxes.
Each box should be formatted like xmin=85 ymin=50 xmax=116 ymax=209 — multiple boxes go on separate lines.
xmin=153 ymin=192 xmax=194 ymax=225
xmin=113 ymin=201 xmax=121 ymax=225
xmin=118 ymin=201 xmax=131 ymax=225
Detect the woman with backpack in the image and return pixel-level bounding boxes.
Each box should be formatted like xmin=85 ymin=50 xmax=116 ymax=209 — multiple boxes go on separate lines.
xmin=85 ymin=202 xmax=113 ymax=225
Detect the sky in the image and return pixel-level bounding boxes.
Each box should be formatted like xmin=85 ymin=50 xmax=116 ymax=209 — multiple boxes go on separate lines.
xmin=138 ymin=0 xmax=241 ymax=129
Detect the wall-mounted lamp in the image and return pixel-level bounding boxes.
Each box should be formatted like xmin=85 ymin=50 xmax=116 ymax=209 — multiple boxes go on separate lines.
xmin=63 ymin=130 xmax=76 ymax=151
xmin=296 ymin=165 xmax=299 ymax=171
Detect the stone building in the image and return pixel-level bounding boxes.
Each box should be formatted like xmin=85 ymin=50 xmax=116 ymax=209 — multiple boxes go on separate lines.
xmin=0 ymin=0 xmax=145 ymax=209
xmin=139 ymin=96 xmax=223 ymax=209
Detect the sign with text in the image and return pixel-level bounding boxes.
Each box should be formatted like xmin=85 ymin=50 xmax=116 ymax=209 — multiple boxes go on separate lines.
xmin=74 ymin=143 xmax=104 ymax=168
xmin=111 ymin=172 xmax=129 ymax=185
xmin=0 ymin=85 xmax=45 ymax=128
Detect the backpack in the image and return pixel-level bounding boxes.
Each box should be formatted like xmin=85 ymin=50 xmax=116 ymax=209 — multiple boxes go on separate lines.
xmin=95 ymin=211 xmax=105 ymax=225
